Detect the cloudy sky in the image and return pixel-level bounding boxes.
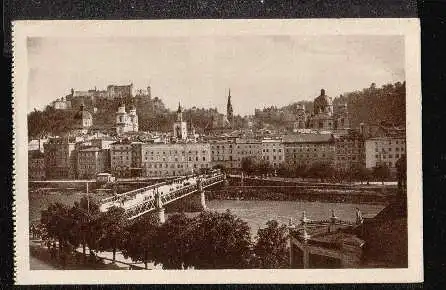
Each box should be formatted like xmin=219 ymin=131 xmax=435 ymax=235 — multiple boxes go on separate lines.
xmin=27 ymin=35 xmax=404 ymax=115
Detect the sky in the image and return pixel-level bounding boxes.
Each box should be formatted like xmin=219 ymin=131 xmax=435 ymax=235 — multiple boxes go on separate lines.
xmin=27 ymin=35 xmax=405 ymax=115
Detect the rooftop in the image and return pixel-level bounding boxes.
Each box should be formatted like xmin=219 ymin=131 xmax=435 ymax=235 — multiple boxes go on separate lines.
xmin=282 ymin=133 xmax=334 ymax=143
xmin=79 ymin=146 xmax=100 ymax=152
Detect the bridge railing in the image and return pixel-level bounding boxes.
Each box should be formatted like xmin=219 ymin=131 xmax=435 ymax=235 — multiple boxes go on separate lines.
xmin=125 ymin=199 xmax=157 ymax=220
xmin=124 ymin=174 xmax=226 ymax=220
xmin=101 ymin=181 xmax=168 ymax=204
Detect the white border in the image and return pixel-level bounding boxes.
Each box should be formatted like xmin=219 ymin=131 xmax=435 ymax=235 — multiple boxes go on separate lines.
xmin=13 ymin=19 xmax=422 ymax=284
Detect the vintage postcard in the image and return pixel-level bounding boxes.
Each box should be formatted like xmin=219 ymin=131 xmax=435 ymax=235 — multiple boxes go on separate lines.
xmin=13 ymin=19 xmax=422 ymax=284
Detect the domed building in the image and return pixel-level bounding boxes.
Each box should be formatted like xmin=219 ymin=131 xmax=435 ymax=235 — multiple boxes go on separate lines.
xmin=292 ymin=89 xmax=350 ymax=133
xmin=308 ymin=89 xmax=335 ymax=130
xmin=313 ymin=89 xmax=333 ymax=115
xmin=71 ymin=104 xmax=93 ymax=135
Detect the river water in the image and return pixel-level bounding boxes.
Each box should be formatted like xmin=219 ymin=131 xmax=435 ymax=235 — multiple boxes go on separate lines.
xmin=205 ymin=200 xmax=385 ymax=235
xmin=29 ymin=191 xmax=385 ymax=237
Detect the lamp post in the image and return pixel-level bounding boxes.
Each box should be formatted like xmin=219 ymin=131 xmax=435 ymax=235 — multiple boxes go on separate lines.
xmin=300 ymin=211 xmax=311 ymax=269
xmin=287 ymin=218 xmax=296 ymax=268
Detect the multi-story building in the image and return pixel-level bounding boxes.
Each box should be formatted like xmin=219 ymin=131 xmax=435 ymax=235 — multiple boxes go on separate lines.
xmin=131 ymin=142 xmax=143 ymax=177
xmin=210 ymin=138 xmax=237 ymax=169
xmin=365 ymin=136 xmax=406 ymax=172
xmin=261 ymin=138 xmax=284 ymax=168
xmin=283 ymin=134 xmax=336 ymax=167
xmin=52 ymin=96 xmax=72 ymax=110
xmin=43 ymin=137 xmax=77 ymax=179
xmin=333 ymin=131 xmax=365 ymax=171
xmin=233 ymin=138 xmax=263 ymax=169
xmin=107 ymin=84 xmax=133 ymax=99
xmin=77 ymin=147 xmax=110 ymax=179
xmin=110 ymin=139 xmax=133 ymax=177
xmin=88 ymin=138 xmax=116 ymax=150
xmin=28 ymin=150 xmax=45 ymax=180
xmin=140 ymin=142 xmax=211 ymax=177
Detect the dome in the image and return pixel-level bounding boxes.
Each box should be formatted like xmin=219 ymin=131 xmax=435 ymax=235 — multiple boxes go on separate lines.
xmin=313 ymin=89 xmax=331 ymax=114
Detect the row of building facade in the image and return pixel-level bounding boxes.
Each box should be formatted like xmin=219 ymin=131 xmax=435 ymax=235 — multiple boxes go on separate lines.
xmin=31 ymin=87 xmax=406 ymax=180
xmin=29 ymin=130 xmax=406 ymax=180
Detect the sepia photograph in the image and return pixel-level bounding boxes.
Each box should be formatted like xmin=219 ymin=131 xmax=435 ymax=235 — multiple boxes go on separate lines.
xmin=13 ymin=19 xmax=422 ymax=284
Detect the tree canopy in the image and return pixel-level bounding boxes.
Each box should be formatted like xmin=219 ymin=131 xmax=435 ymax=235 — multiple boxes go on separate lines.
xmin=38 ymin=198 xmax=299 ymax=269
xmin=254 ymin=220 xmax=289 ymax=268
xmin=121 ymin=213 xmax=159 ymax=269
xmin=189 ymin=210 xmax=254 ymax=269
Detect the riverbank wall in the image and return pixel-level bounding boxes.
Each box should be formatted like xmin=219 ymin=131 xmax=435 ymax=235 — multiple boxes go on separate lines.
xmin=208 ymin=178 xmax=397 ymax=205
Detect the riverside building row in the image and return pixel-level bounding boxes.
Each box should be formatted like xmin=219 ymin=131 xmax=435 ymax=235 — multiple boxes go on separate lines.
xmin=30 ymin=88 xmax=405 ymax=180
xmin=29 ymin=129 xmax=405 ymax=180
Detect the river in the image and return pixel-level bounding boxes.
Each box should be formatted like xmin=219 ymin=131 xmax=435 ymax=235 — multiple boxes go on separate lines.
xmin=29 ymin=191 xmax=385 ymax=237
xmin=205 ymin=200 xmax=385 ymax=235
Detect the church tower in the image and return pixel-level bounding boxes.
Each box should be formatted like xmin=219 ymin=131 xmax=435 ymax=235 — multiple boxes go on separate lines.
xmin=335 ymin=98 xmax=350 ymax=131
xmin=226 ymin=89 xmax=234 ymax=127
xmin=115 ymin=103 xmax=128 ymax=135
xmin=173 ymin=102 xmax=187 ymax=140
xmin=128 ymin=104 xmax=139 ymax=132
xmin=295 ymin=103 xmax=307 ymax=129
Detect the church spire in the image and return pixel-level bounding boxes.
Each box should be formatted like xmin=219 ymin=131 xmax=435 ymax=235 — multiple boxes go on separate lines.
xmin=176 ymin=101 xmax=183 ymax=122
xmin=227 ymin=88 xmax=233 ymax=127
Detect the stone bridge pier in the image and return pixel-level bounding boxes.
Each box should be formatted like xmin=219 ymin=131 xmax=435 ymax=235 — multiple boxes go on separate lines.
xmin=156 ymin=178 xmax=217 ymax=224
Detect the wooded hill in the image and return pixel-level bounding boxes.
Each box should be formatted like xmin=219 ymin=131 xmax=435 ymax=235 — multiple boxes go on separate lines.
xmin=334 ymin=81 xmax=406 ymax=128
xmin=28 ymin=81 xmax=405 ymax=138
xmin=27 ymin=95 xmax=234 ymax=138
xmin=255 ymin=81 xmax=406 ymax=129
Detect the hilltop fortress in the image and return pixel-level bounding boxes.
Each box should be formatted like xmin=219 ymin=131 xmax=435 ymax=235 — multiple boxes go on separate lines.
xmin=52 ymin=83 xmax=151 ymax=110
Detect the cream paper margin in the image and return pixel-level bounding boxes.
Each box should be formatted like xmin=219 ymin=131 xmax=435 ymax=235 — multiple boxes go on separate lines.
xmin=12 ymin=19 xmax=422 ymax=284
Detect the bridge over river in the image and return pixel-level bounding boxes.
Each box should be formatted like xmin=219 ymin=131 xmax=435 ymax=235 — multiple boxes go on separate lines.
xmin=99 ymin=169 xmax=227 ymax=221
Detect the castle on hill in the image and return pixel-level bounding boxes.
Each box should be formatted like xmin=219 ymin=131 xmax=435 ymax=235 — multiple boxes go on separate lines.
xmin=52 ymin=83 xmax=151 ymax=111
